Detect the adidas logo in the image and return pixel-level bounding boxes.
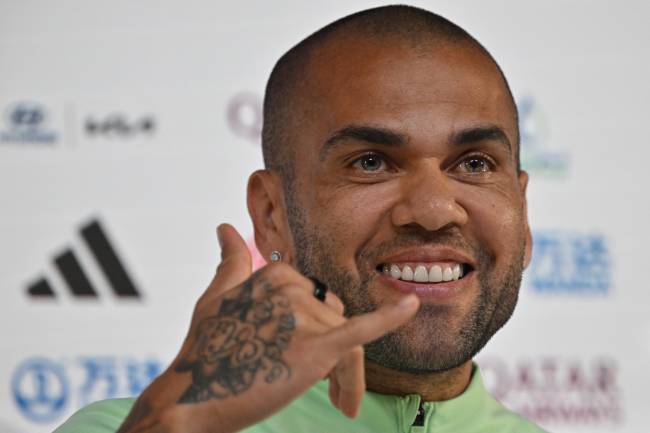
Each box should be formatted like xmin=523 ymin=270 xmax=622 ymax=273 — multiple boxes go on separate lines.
xmin=26 ymin=219 xmax=142 ymax=300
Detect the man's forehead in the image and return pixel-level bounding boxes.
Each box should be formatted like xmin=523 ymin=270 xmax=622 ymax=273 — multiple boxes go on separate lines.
xmin=320 ymin=35 xmax=493 ymax=84
xmin=298 ymin=36 xmax=514 ymax=139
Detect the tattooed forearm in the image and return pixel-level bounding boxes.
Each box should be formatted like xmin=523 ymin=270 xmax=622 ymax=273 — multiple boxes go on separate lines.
xmin=175 ymin=276 xmax=295 ymax=403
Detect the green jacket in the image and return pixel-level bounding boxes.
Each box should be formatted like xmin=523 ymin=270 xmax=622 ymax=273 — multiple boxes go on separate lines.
xmin=55 ymin=365 xmax=547 ymax=433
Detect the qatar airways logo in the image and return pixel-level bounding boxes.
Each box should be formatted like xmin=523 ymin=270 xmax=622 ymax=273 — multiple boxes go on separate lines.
xmin=226 ymin=92 xmax=262 ymax=143
xmin=479 ymin=357 xmax=622 ymax=426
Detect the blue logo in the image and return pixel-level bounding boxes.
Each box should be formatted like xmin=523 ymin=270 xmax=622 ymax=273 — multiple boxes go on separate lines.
xmin=75 ymin=357 xmax=161 ymax=406
xmin=518 ymin=95 xmax=570 ymax=177
xmin=12 ymin=358 xmax=69 ymax=423
xmin=527 ymin=231 xmax=612 ymax=294
xmin=1 ymin=102 xmax=57 ymax=144
xmin=11 ymin=356 xmax=163 ymax=424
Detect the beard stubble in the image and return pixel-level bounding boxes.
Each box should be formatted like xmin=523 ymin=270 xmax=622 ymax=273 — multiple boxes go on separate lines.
xmin=286 ymin=196 xmax=526 ymax=375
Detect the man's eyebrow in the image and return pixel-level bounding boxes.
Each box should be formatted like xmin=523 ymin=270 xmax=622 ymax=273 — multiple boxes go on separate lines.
xmin=319 ymin=124 xmax=512 ymax=160
xmin=320 ymin=125 xmax=408 ymax=160
xmin=451 ymin=125 xmax=512 ymax=155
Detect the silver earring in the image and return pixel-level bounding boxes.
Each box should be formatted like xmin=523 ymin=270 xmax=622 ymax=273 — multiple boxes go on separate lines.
xmin=270 ymin=250 xmax=282 ymax=262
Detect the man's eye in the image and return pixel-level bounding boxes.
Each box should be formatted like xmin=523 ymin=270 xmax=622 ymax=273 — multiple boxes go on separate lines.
xmin=459 ymin=156 xmax=493 ymax=173
xmin=352 ymin=153 xmax=386 ymax=172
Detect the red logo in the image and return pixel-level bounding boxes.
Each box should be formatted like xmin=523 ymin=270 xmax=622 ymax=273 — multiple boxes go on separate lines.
xmin=226 ymin=93 xmax=262 ymax=143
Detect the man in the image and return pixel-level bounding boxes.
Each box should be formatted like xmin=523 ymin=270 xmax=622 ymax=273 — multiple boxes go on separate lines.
xmin=56 ymin=5 xmax=546 ymax=433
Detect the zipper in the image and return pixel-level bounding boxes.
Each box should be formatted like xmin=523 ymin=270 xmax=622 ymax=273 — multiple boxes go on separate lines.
xmin=412 ymin=401 xmax=425 ymax=427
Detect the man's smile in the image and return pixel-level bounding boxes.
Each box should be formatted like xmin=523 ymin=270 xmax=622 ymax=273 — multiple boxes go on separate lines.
xmin=373 ymin=247 xmax=477 ymax=299
xmin=380 ymin=262 xmax=467 ymax=282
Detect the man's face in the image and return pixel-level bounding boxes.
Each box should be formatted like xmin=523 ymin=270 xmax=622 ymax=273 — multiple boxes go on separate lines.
xmin=284 ymin=38 xmax=531 ymax=374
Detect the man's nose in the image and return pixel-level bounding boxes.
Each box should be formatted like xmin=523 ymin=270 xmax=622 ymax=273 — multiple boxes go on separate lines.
xmin=390 ymin=162 xmax=468 ymax=231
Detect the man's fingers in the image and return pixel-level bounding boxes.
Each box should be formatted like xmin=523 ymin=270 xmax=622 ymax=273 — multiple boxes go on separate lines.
xmin=322 ymin=295 xmax=420 ymax=353
xmin=331 ymin=347 xmax=365 ymax=418
xmin=322 ymin=290 xmax=345 ymax=316
xmin=328 ymin=374 xmax=340 ymax=409
xmin=211 ymin=224 xmax=252 ymax=292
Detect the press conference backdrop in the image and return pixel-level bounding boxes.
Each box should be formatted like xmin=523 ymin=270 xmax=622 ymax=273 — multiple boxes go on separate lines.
xmin=1 ymin=0 xmax=648 ymax=432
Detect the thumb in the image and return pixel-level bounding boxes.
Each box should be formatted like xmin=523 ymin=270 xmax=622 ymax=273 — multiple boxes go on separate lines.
xmin=211 ymin=223 xmax=252 ymax=292
xmin=322 ymin=295 xmax=420 ymax=353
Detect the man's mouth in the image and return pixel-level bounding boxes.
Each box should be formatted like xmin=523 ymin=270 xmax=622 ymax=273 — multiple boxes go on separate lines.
xmin=376 ymin=262 xmax=473 ymax=283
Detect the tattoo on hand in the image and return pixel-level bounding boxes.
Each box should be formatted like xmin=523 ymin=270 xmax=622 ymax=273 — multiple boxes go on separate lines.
xmin=175 ymin=276 xmax=295 ymax=403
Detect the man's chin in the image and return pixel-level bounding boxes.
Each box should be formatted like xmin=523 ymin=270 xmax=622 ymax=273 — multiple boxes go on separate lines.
xmin=365 ymin=345 xmax=472 ymax=375
xmin=364 ymin=324 xmax=477 ymax=375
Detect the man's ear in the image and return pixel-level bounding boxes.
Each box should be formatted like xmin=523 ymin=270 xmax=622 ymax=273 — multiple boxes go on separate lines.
xmin=518 ymin=170 xmax=533 ymax=268
xmin=247 ymin=169 xmax=293 ymax=264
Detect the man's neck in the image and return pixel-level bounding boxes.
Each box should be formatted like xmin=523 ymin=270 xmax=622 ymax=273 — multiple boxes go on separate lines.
xmin=365 ymin=360 xmax=473 ymax=402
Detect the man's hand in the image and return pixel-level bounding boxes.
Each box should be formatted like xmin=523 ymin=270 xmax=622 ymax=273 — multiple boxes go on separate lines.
xmin=117 ymin=224 xmax=419 ymax=433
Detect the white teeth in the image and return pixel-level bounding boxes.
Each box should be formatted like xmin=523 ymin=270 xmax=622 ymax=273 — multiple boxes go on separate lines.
xmin=382 ymin=263 xmax=466 ymax=282
xmin=442 ymin=267 xmax=453 ymax=282
xmin=429 ymin=265 xmax=443 ymax=283
xmin=401 ymin=265 xmax=414 ymax=281
xmin=414 ymin=265 xmax=428 ymax=282
xmin=453 ymin=264 xmax=461 ymax=280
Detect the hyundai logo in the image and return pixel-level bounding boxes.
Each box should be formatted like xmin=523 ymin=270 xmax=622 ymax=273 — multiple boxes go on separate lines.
xmin=5 ymin=102 xmax=46 ymax=130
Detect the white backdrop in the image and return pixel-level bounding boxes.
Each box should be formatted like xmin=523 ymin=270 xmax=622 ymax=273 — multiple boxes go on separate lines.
xmin=1 ymin=1 xmax=648 ymax=432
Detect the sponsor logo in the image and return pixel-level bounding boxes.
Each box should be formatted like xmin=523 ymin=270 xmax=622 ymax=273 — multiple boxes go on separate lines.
xmin=527 ymin=231 xmax=612 ymax=295
xmin=226 ymin=92 xmax=262 ymax=143
xmin=479 ymin=357 xmax=622 ymax=426
xmin=26 ymin=218 xmax=142 ymax=300
xmin=0 ymin=102 xmax=58 ymax=144
xmin=11 ymin=358 xmax=69 ymax=423
xmin=518 ymin=95 xmax=570 ymax=177
xmin=85 ymin=114 xmax=155 ymax=138
xmin=12 ymin=356 xmax=162 ymax=423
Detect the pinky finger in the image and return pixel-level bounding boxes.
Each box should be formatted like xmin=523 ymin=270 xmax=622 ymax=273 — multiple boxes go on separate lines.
xmin=328 ymin=374 xmax=340 ymax=410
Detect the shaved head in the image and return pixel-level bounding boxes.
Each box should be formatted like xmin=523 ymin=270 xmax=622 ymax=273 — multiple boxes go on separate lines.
xmin=262 ymin=4 xmax=519 ymax=190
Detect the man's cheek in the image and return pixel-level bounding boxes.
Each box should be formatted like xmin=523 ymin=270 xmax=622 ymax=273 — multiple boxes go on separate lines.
xmin=463 ymin=193 xmax=522 ymax=250
xmin=317 ymin=183 xmax=393 ymax=227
